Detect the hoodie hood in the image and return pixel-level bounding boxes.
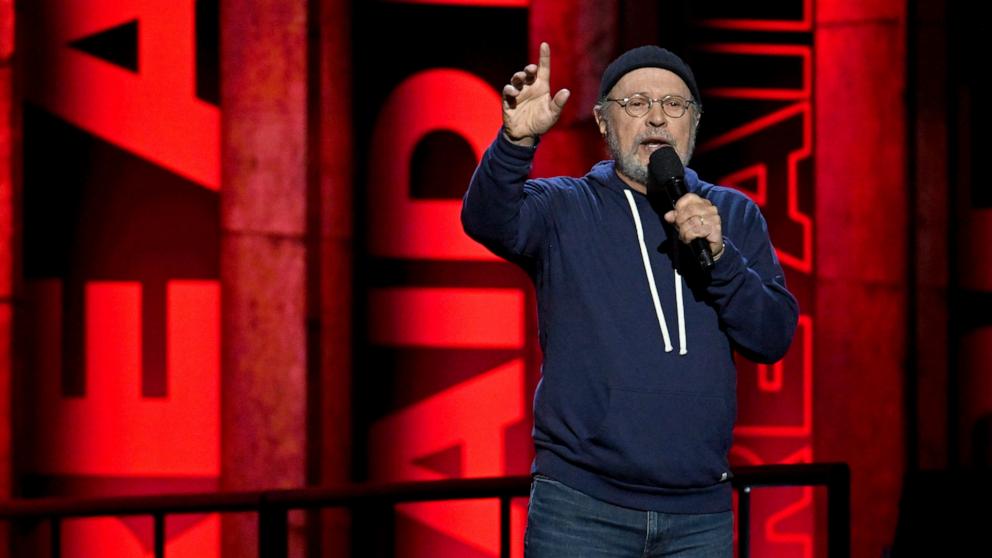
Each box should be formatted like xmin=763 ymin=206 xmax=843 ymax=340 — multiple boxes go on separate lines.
xmin=585 ymin=160 xmax=707 ymax=197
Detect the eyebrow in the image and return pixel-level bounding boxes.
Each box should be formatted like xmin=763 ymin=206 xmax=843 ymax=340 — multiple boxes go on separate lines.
xmin=620 ymin=91 xmax=685 ymax=98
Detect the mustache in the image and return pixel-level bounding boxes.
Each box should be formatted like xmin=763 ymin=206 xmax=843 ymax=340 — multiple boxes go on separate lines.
xmin=635 ymin=131 xmax=676 ymax=146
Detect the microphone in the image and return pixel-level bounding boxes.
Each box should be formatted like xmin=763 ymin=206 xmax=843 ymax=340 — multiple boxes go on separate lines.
xmin=648 ymin=147 xmax=714 ymax=271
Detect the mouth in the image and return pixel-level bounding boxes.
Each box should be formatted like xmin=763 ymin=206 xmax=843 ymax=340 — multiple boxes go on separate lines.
xmin=639 ymin=138 xmax=671 ymax=153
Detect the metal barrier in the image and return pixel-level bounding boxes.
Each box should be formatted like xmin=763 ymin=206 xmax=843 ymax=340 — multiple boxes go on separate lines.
xmin=733 ymin=463 xmax=850 ymax=558
xmin=0 ymin=463 xmax=849 ymax=557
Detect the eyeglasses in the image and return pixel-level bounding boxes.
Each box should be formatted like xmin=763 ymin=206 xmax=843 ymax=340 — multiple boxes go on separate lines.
xmin=604 ymin=94 xmax=699 ymax=119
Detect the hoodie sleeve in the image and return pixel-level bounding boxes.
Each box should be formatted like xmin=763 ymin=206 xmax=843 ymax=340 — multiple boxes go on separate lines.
xmin=706 ymin=197 xmax=799 ymax=363
xmin=461 ymin=132 xmax=551 ymax=259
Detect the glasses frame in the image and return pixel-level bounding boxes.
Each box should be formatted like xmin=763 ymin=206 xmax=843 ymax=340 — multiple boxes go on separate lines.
xmin=604 ymin=94 xmax=700 ymax=119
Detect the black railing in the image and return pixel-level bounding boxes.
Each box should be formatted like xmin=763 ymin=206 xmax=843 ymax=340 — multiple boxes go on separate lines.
xmin=732 ymin=463 xmax=850 ymax=558
xmin=0 ymin=463 xmax=849 ymax=558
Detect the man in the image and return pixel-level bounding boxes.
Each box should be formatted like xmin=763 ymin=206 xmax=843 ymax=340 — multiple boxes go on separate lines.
xmin=461 ymin=43 xmax=798 ymax=557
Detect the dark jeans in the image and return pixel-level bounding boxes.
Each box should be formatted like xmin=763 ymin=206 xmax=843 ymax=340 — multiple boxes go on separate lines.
xmin=524 ymin=475 xmax=733 ymax=558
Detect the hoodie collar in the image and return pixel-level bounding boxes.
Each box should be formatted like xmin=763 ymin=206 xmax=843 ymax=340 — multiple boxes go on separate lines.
xmin=587 ymin=160 xmax=703 ymax=197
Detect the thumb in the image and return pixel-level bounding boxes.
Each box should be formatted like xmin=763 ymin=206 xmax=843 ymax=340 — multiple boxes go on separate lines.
xmin=551 ymin=88 xmax=571 ymax=112
xmin=664 ymin=210 xmax=676 ymax=223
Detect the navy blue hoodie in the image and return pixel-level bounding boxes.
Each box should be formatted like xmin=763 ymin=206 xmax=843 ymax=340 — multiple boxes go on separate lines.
xmin=461 ymin=133 xmax=799 ymax=513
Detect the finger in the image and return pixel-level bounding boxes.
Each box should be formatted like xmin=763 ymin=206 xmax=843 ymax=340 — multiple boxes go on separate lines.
xmin=677 ymin=213 xmax=707 ymax=231
xmin=536 ymin=42 xmax=551 ymax=84
xmin=682 ymin=218 xmax=709 ymax=241
xmin=523 ymin=64 xmax=538 ymax=84
xmin=675 ymin=209 xmax=701 ymax=227
xmin=673 ymin=193 xmax=705 ymax=212
xmin=551 ymin=88 xmax=571 ymax=110
xmin=699 ymin=216 xmax=720 ymax=239
xmin=503 ymin=84 xmax=520 ymax=108
xmin=511 ymin=71 xmax=528 ymax=90
xmin=674 ymin=202 xmax=717 ymax=228
xmin=699 ymin=208 xmax=720 ymax=233
xmin=676 ymin=223 xmax=696 ymax=243
xmin=676 ymin=215 xmax=696 ymax=231
xmin=664 ymin=210 xmax=676 ymax=224
xmin=671 ymin=211 xmax=690 ymax=229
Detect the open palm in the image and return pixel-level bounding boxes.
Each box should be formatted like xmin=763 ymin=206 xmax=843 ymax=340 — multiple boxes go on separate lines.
xmin=502 ymin=42 xmax=571 ymax=141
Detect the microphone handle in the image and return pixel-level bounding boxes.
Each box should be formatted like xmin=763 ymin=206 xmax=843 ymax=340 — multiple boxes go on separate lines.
xmin=692 ymin=238 xmax=715 ymax=271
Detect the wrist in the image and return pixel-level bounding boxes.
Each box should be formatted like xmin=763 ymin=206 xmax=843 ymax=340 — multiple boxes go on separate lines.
xmin=712 ymin=240 xmax=725 ymax=262
xmin=502 ymin=127 xmax=536 ymax=146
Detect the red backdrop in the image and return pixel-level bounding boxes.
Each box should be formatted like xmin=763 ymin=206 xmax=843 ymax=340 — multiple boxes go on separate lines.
xmin=6 ymin=0 xmax=918 ymax=557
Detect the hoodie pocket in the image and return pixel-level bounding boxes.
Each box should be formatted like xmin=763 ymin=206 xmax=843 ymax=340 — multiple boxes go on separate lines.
xmin=580 ymin=388 xmax=731 ymax=489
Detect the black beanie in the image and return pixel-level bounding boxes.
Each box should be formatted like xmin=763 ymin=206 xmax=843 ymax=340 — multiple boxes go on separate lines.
xmin=598 ymin=45 xmax=701 ymax=105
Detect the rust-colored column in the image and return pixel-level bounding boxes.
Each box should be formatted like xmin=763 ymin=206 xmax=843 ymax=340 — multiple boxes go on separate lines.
xmin=0 ymin=0 xmax=13 ymax=510
xmin=529 ymin=0 xmax=618 ymax=179
xmin=815 ymin=1 xmax=907 ymax=557
xmin=220 ymin=1 xmax=308 ymax=556
xmin=0 ymin=1 xmax=14 ymax=554
xmin=308 ymin=0 xmax=352 ymax=555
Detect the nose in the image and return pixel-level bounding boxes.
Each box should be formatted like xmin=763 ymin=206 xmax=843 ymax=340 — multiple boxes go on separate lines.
xmin=646 ymin=100 xmax=667 ymax=126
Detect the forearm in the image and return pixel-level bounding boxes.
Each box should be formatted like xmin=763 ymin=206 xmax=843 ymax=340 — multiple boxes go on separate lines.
xmin=706 ymin=238 xmax=799 ymax=363
xmin=461 ymin=132 xmax=544 ymax=257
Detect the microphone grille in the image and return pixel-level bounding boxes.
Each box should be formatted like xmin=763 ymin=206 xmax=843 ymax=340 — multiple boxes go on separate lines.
xmin=648 ymin=147 xmax=684 ymax=181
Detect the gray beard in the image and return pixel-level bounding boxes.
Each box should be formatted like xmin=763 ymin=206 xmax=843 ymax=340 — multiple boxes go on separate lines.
xmin=603 ymin=119 xmax=696 ymax=188
xmin=605 ymin=125 xmax=650 ymax=186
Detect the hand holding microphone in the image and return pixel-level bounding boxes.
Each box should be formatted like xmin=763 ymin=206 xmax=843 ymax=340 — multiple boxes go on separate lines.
xmin=647 ymin=147 xmax=724 ymax=271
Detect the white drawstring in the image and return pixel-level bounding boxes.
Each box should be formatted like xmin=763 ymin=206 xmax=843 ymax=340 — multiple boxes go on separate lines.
xmin=624 ymin=190 xmax=674 ymax=353
xmin=674 ymin=269 xmax=687 ymax=355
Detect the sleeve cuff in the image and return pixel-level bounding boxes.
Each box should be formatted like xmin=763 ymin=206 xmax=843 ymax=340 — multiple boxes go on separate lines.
xmin=495 ymin=128 xmax=540 ymax=161
xmin=708 ymin=237 xmax=746 ymax=285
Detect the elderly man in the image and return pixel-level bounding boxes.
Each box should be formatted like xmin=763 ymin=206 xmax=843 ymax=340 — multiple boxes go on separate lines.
xmin=461 ymin=43 xmax=798 ymax=557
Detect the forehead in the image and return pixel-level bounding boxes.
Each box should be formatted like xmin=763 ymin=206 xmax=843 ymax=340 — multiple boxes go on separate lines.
xmin=610 ymin=67 xmax=691 ymax=98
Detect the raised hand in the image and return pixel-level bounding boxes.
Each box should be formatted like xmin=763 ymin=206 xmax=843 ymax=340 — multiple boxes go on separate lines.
xmin=501 ymin=42 xmax=571 ymax=145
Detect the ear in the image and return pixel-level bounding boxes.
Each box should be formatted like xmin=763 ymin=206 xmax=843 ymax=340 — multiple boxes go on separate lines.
xmin=593 ymin=105 xmax=608 ymax=137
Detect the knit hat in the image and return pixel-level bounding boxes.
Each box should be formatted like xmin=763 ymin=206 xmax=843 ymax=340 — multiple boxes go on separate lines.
xmin=598 ymin=45 xmax=701 ymax=105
